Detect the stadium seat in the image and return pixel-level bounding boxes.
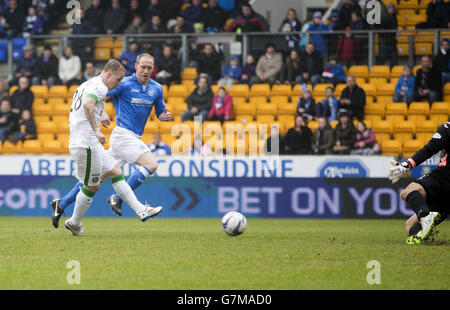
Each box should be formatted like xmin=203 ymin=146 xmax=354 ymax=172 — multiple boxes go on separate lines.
xmin=402 ymin=139 xmax=423 ymax=157
xmin=376 ymin=83 xmax=396 ymax=96
xmin=94 ymin=48 xmax=111 ymax=61
xmin=334 ymin=84 xmax=347 ymax=96
xmin=37 ymin=121 xmax=58 ymax=134
xmin=250 ymin=84 xmax=271 ymax=98
xmin=348 ymin=65 xmax=369 ymax=81
xmin=57 ymin=121 xmax=70 ymax=134
xmin=235 ymin=114 xmax=254 ymax=124
xmin=32 ymin=103 xmax=53 ymax=116
xmin=397 ymin=43 xmax=409 ymax=57
xmin=413 ymin=65 xmax=422 ymax=75
xmin=1 ymin=141 xmax=23 ymax=154
xmin=393 ymin=120 xmax=415 ymax=143
xmin=372 ymin=119 xmax=394 ymax=141
xmin=364 ymin=102 xmax=385 ymax=122
xmin=49 ymin=85 xmax=67 ymax=99
xmin=270 ymin=95 xmax=288 ymax=105
xmin=419 ymin=0 xmax=432 ymax=9
xmin=385 ymin=103 xmax=407 ymax=122
xmin=359 ymin=83 xmax=376 ymax=97
xmin=414 ymin=42 xmax=433 ymax=56
xmin=34 ymin=115 xmax=50 ymax=124
xmin=369 ymin=65 xmax=390 ymax=80
xmin=181 ymin=67 xmax=197 ymax=80
xmin=429 ymin=102 xmax=450 ymax=123
xmin=232 ymin=96 xmax=246 ymax=106
xmin=94 ymin=37 xmax=115 ymax=49
xmin=369 ymin=78 xmax=387 ymax=90
xmin=42 ymin=140 xmax=63 ymax=154
xmin=312 ymin=84 xmax=333 ymax=98
xmin=391 ymin=66 xmax=404 ymax=80
xmin=168 ymin=85 xmax=188 ymax=98
xmin=67 ymin=84 xmax=79 ymax=98
xmin=22 ymin=140 xmax=42 ymax=154
xmin=112 ymin=48 xmax=122 ymax=59
xmin=229 ymin=84 xmax=249 ymax=99
xmin=381 ymin=139 xmax=403 ymax=157
xmin=234 ymin=103 xmax=256 ymax=116
xmin=30 ymin=85 xmax=48 ymax=99
xmin=406 ymin=14 xmax=427 ymax=28
xmin=271 ymin=84 xmax=292 ymax=97
xmin=408 ymin=102 xmax=429 ymax=123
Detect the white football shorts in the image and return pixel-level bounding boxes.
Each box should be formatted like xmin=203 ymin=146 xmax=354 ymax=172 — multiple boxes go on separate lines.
xmin=70 ymin=146 xmax=116 ymax=187
xmin=108 ymin=126 xmax=151 ymax=167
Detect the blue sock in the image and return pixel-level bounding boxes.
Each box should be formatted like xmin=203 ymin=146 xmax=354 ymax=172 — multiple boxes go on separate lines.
xmin=60 ymin=181 xmax=83 ymax=210
xmin=114 ymin=166 xmax=152 ymax=201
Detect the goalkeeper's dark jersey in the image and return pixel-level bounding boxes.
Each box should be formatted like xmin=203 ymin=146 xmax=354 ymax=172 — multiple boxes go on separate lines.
xmin=408 ymin=122 xmax=450 ymax=169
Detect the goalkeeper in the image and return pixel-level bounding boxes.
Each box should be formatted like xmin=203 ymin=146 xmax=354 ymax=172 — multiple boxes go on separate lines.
xmin=388 ymin=122 xmax=449 ymax=244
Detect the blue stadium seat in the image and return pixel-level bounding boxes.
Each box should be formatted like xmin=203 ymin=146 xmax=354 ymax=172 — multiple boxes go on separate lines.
xmin=0 ymin=39 xmax=8 ymax=49
xmin=12 ymin=37 xmax=26 ymax=49
xmin=12 ymin=49 xmax=23 ymax=62
xmin=0 ymin=49 xmax=6 ymax=62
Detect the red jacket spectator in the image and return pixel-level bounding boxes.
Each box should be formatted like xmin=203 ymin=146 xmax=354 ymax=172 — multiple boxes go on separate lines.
xmin=337 ymin=30 xmax=356 ymax=63
xmin=208 ymin=92 xmax=233 ymax=121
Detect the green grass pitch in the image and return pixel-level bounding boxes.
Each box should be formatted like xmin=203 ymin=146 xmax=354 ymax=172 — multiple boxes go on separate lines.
xmin=0 ymin=217 xmax=449 ymax=290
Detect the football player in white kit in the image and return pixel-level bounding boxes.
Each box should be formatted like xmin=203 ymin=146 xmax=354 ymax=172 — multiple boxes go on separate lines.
xmin=64 ymin=59 xmax=162 ymax=236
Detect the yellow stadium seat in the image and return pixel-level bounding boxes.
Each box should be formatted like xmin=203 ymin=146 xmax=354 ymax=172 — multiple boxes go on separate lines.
xmin=391 ymin=65 xmax=405 ymax=79
xmin=112 ymin=48 xmax=122 ymax=59
xmin=167 ymin=96 xmax=185 ymax=105
xmin=234 ymin=103 xmax=256 ymax=116
xmin=49 ymin=85 xmax=67 ymax=99
xmin=249 ymin=96 xmax=267 ymax=105
xmin=276 ymin=101 xmax=296 ymax=115
xmin=30 ymin=85 xmax=48 ymax=99
xmin=398 ymin=0 xmax=418 ymax=9
xmin=168 ymin=85 xmax=188 ymax=98
xmin=397 ymin=43 xmax=409 ymax=57
xmin=271 ymin=84 xmax=292 ymax=97
xmin=369 ymin=78 xmax=387 ymax=90
xmin=419 ymin=0 xmax=432 ymax=9
xmin=34 ymin=115 xmax=50 ymax=124
xmin=414 ymin=42 xmax=433 ymax=56
xmin=2 ymin=141 xmax=23 ymax=154
xmin=229 ymin=84 xmax=249 ymax=99
xmin=359 ymin=83 xmax=376 ymax=97
xmin=32 ymin=103 xmax=53 ymax=116
xmin=385 ymin=103 xmax=407 ymax=122
xmin=94 ymin=37 xmax=115 ymax=48
xmin=335 ymin=84 xmax=347 ymax=96
xmin=403 ymin=139 xmax=423 ymax=157
xmin=52 ymin=115 xmax=68 ymax=123
xmin=144 ymin=122 xmax=159 ymax=134
xmin=94 ymin=48 xmax=111 ymax=61
xmin=348 ymin=65 xmax=369 ymax=81
xmin=406 ymin=14 xmax=427 ymax=28
xmin=376 ymin=83 xmax=396 ymax=96
xmin=372 ymin=119 xmax=393 ymax=141
xmin=381 ymin=139 xmax=403 ymax=157
xmin=22 ymin=140 xmax=42 ymax=154
xmin=312 ymin=84 xmax=333 ymax=98
xmin=270 ymin=95 xmax=288 ymax=105
xmin=397 ymin=9 xmax=416 ymax=20
xmin=48 ymin=97 xmax=65 ymax=106
xmin=250 ymin=84 xmax=271 ymax=98
xmin=308 ymin=120 xmax=319 ymax=132
xmin=232 ymin=97 xmax=246 ymax=106
xmin=8 ymin=85 xmax=18 ymax=96
xmin=408 ymin=102 xmax=429 ymax=122
xmin=369 ymin=65 xmax=390 ymax=79
xmin=413 ymin=65 xmax=422 ymax=75
xmin=277 ymin=115 xmax=295 ymax=130
xmin=364 ymin=103 xmax=385 ymax=122
xmin=57 ymin=121 xmax=70 ymax=134
xmin=444 ymin=83 xmax=450 ymax=95
xmin=429 ymin=102 xmax=450 ymax=123
xmin=38 ymin=121 xmax=58 ymax=134
xmin=393 ymin=120 xmax=416 ymax=143
xmin=52 ymin=103 xmax=69 ymax=116
xmin=235 ymin=114 xmax=254 ymax=124
xmin=42 ymin=140 xmax=63 ymax=154
xmin=181 ymin=67 xmax=198 ymax=80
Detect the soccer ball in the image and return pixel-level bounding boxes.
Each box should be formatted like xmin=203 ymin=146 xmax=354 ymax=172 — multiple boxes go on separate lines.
xmin=221 ymin=211 xmax=247 ymax=236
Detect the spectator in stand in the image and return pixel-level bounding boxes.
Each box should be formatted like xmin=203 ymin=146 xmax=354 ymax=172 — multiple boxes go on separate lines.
xmin=0 ymin=99 xmax=19 ymax=144
xmin=393 ymin=66 xmax=415 ymax=105
xmin=0 ymin=80 xmax=8 ymax=102
xmin=169 ymin=15 xmax=191 ymax=33
xmin=148 ymin=132 xmax=171 ymax=156
xmin=125 ymin=14 xmax=149 ymax=35
xmin=33 ymin=46 xmax=59 ymax=87
xmin=155 ymin=44 xmax=180 ymax=85
xmin=10 ymin=44 xmax=35 ymax=87
xmin=338 ymin=75 xmax=366 ymax=121
xmin=218 ymin=56 xmax=242 ymax=90
xmin=279 ymin=8 xmax=302 ymax=51
xmin=127 ymin=0 xmax=142 ymax=25
xmin=332 ymin=109 xmax=356 ymax=155
xmin=208 ymin=86 xmax=233 ymax=123
xmin=264 ymin=125 xmax=283 ymax=155
xmin=313 ymin=117 xmax=333 ymax=155
xmin=11 ymin=109 xmax=36 ymax=142
xmin=306 ymin=11 xmax=330 ymax=59
xmin=329 ymin=8 xmax=343 ymax=30
xmin=80 ymin=61 xmax=98 ymax=83
xmin=58 ymin=46 xmax=82 ymax=87
xmin=227 ymin=3 xmax=270 ymax=32
xmin=316 ymin=87 xmax=339 ymax=122
xmin=182 ymin=76 xmax=214 ymax=122
xmin=240 ymin=54 xmax=256 ymax=85
xmin=180 ymin=0 xmax=205 ymax=31
xmin=297 ymin=43 xmax=323 ymax=87
xmin=412 ymin=55 xmax=443 ymax=105
xmin=252 ymin=42 xmax=282 ymax=85
xmin=322 ymin=55 xmax=346 ymax=86
xmin=0 ymin=0 xmax=23 ymax=38
xmin=192 ymin=133 xmax=212 ymax=156
xmin=149 ymin=14 xmax=166 ymax=33
xmin=104 ymin=0 xmax=127 ymax=34
xmin=196 ymin=43 xmax=222 ymax=83
xmin=22 ymin=5 xmax=43 ymax=37
xmin=204 ymin=0 xmax=227 ymax=33
xmin=85 ymin=0 xmax=104 ymax=34
xmin=350 ymin=10 xmax=368 ymax=63
xmin=416 ymin=0 xmax=448 ymax=29
xmin=70 ymin=9 xmax=94 ymax=66
xmin=36 ymin=4 xmax=49 ymax=34
xmin=147 ymin=0 xmax=167 ymax=24
xmin=119 ymin=41 xmax=140 ymax=76
xmin=377 ymin=2 xmax=398 ymax=66
xmin=433 ymin=39 xmax=449 ymax=86
xmin=297 ymin=89 xmax=316 ymax=120
xmin=10 ymin=76 xmax=33 ymax=114
xmin=337 ymin=0 xmax=361 ymax=29
xmin=278 ymin=49 xmax=301 ymax=85
xmin=284 ymin=115 xmax=313 ymax=155
xmin=336 ymin=27 xmax=356 ymax=68
xmin=351 ymin=121 xmax=380 ymax=155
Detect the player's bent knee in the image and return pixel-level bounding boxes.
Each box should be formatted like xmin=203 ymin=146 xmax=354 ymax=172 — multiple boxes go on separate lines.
xmin=400 ymin=183 xmax=425 ymax=201
xmin=106 ymin=166 xmax=123 ymax=178
xmin=85 ymin=184 xmax=100 ymax=193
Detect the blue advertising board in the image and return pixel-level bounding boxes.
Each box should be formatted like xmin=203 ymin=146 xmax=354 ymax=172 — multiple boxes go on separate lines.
xmin=0 ymin=176 xmax=414 ymax=219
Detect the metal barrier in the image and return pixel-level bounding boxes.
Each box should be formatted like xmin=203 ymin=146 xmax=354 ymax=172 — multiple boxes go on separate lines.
xmin=5 ymin=29 xmax=449 ymax=81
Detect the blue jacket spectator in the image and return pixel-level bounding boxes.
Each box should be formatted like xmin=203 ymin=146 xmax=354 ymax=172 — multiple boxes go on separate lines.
xmin=218 ymin=55 xmax=242 ymax=90
xmin=316 ymin=87 xmax=339 ymax=122
xmin=393 ymin=66 xmax=416 ymax=104
xmin=10 ymin=44 xmax=35 ymax=87
xmin=119 ymin=41 xmax=140 ymax=76
xmin=180 ymin=0 xmax=205 ymax=29
xmin=148 ymin=133 xmax=171 ymax=156
xmin=240 ymin=54 xmax=256 ymax=84
xmin=322 ymin=57 xmax=346 ymax=86
xmin=23 ymin=6 xmax=43 ymax=37
xmin=279 ymin=9 xmax=302 ymax=51
xmin=306 ymin=11 xmax=330 ymax=56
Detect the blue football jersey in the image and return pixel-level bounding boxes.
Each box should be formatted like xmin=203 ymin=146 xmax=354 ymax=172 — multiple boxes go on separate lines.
xmin=107 ymin=73 xmax=166 ymax=136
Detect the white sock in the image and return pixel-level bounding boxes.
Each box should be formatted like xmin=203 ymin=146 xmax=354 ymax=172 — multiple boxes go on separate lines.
xmin=70 ymin=188 xmax=93 ymax=227
xmin=112 ymin=179 xmax=146 ymax=215
xmin=138 ymin=165 xmax=152 ymax=178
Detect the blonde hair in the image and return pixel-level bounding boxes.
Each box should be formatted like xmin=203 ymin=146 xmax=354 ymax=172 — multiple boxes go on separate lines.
xmin=136 ymin=53 xmax=155 ymax=64
xmin=103 ymin=59 xmax=125 ymax=73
